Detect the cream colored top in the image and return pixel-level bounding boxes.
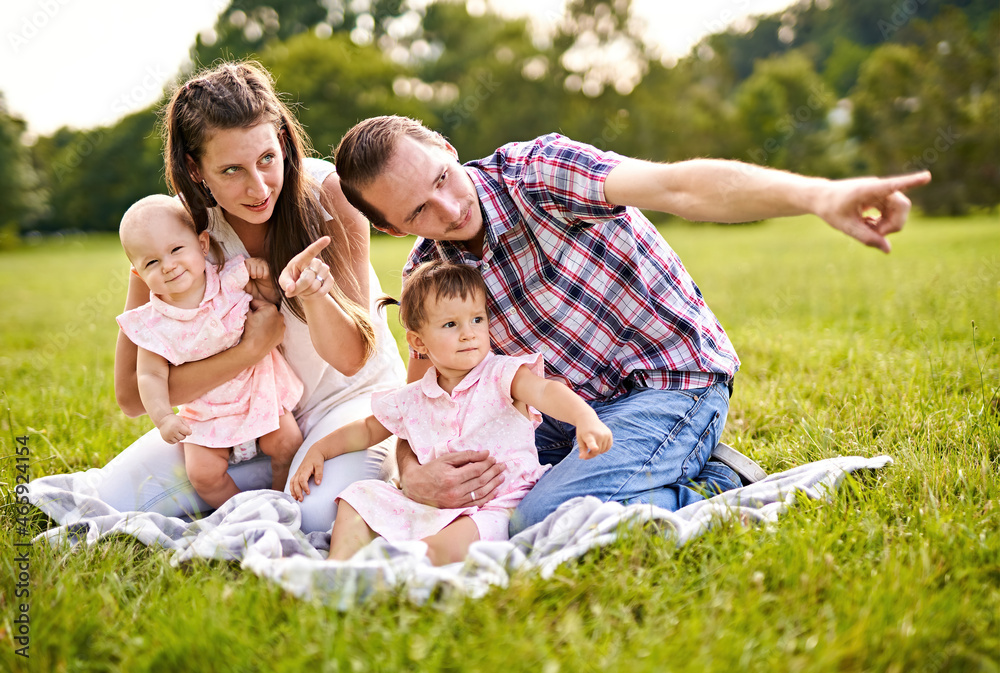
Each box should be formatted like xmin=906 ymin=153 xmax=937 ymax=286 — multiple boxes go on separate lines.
xmin=204 ymin=158 xmax=405 ymax=437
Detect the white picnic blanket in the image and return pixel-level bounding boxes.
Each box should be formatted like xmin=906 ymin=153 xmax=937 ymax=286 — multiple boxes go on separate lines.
xmin=26 ymin=455 xmax=891 ymax=608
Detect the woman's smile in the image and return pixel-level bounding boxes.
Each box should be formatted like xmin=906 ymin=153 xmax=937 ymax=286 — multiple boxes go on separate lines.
xmin=245 ymin=195 xmax=272 ymax=212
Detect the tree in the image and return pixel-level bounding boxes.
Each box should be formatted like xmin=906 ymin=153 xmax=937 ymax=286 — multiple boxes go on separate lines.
xmin=417 ymin=1 xmax=566 ymax=159
xmin=734 ymin=50 xmax=845 ymax=177
xmin=34 ymin=109 xmax=164 ymax=232
xmin=851 ymin=9 xmax=998 ymax=214
xmin=260 ymin=32 xmax=431 ymax=158
xmin=190 ymin=0 xmax=412 ymax=68
xmin=0 ymin=93 xmax=45 ymax=240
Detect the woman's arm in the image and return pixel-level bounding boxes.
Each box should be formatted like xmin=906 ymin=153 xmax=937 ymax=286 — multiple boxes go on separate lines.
xmin=322 ymin=171 xmax=370 ymax=307
xmin=275 ymin=172 xmax=377 ymax=376
xmin=279 ymin=237 xmax=369 ymax=376
xmin=114 ymin=272 xmax=286 ymax=417
xmin=269 ymin=155 xmax=378 ymax=376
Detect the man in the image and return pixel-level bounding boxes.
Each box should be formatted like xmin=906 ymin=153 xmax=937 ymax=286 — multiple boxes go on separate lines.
xmin=334 ymin=115 xmax=930 ymax=534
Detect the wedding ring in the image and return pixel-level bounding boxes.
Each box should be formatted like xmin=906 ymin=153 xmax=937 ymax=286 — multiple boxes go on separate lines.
xmin=470 ymin=491 xmax=476 ymax=501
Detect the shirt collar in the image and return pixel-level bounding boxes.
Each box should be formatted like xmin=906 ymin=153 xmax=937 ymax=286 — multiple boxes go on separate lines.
xmin=465 ymin=163 xmax=522 ymax=242
xmin=419 ymin=351 xmax=496 ymax=399
xmin=148 ymin=262 xmax=219 ymax=321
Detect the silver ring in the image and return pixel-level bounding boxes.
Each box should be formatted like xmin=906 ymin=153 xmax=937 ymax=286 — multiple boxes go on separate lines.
xmin=470 ymin=491 xmax=476 ymax=501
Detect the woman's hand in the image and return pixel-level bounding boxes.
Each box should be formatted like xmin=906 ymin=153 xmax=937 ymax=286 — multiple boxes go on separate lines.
xmin=279 ymin=236 xmax=336 ymax=301
xmin=289 ymin=446 xmax=326 ymax=501
xmin=240 ymin=298 xmax=285 ymax=359
xmin=245 ymin=257 xmax=280 ymax=304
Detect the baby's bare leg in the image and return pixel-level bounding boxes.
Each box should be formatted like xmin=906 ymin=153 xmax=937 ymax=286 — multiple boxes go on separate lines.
xmin=422 ymin=516 xmax=480 ymax=566
xmin=184 ymin=443 xmax=240 ymax=509
xmin=258 ymin=410 xmax=303 ymax=492
xmin=328 ymin=501 xmax=376 ymax=561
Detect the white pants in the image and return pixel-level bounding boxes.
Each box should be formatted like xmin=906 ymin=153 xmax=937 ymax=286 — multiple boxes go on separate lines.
xmin=91 ymin=394 xmax=393 ymax=534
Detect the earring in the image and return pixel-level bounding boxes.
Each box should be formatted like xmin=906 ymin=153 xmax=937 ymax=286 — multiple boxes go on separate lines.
xmin=200 ymin=180 xmax=217 ymax=208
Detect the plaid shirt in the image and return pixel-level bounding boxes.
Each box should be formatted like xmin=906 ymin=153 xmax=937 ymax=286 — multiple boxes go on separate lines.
xmin=404 ymin=134 xmax=739 ymax=402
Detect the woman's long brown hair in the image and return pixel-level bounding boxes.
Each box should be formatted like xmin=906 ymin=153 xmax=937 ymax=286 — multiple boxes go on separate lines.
xmin=161 ymin=60 xmax=374 ymax=362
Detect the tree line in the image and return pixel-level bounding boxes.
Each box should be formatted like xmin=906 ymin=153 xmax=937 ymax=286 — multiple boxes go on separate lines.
xmin=2 ymin=0 xmax=996 ymax=241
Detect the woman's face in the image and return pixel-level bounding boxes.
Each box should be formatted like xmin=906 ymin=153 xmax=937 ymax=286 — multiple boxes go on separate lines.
xmin=192 ymin=123 xmax=285 ymax=227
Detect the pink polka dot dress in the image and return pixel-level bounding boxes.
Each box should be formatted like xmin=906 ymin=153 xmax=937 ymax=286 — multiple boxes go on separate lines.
xmin=117 ymin=256 xmax=303 ymax=452
xmin=337 ymin=352 xmax=550 ymax=542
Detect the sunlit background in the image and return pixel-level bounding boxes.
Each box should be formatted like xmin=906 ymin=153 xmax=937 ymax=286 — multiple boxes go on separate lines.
xmin=0 ymin=0 xmax=996 ymax=242
xmin=1 ymin=0 xmax=799 ymax=135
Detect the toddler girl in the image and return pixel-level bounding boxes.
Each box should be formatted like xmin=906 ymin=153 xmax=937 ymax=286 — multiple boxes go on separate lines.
xmin=116 ymin=195 xmax=304 ymax=508
xmin=290 ymin=260 xmax=613 ymax=565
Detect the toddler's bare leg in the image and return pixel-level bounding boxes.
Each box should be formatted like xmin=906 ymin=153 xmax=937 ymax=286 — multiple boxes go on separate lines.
xmin=328 ymin=501 xmax=376 ymax=561
xmin=183 ymin=443 xmax=240 ymax=509
xmin=422 ymin=516 xmax=480 ymax=566
xmin=258 ymin=410 xmax=303 ymax=492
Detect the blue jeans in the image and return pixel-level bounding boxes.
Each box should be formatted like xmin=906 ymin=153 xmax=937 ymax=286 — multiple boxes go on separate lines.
xmin=510 ymin=381 xmax=740 ymax=535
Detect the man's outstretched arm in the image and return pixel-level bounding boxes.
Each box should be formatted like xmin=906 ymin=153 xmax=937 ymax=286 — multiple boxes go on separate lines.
xmin=603 ymin=157 xmax=932 ymax=253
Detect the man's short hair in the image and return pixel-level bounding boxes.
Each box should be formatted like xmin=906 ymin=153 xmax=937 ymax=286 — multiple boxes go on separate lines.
xmin=334 ymin=116 xmax=450 ymax=231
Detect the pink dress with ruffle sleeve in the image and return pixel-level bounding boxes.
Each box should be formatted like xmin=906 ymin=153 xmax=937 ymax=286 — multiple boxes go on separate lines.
xmin=336 ymin=352 xmax=550 ymax=542
xmin=116 ymin=256 xmax=303 ymax=452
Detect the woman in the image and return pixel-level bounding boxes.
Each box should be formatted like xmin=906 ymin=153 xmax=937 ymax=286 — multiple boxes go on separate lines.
xmin=37 ymin=61 xmax=405 ymax=534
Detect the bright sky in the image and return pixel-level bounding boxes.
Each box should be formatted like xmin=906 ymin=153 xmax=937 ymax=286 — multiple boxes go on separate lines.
xmin=1 ymin=0 xmax=794 ymax=137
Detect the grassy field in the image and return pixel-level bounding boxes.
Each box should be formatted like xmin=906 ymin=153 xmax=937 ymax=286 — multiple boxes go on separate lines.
xmin=1 ymin=215 xmax=998 ymax=672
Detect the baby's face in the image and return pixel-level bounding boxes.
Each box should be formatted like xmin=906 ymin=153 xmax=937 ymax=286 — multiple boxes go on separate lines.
xmin=124 ymin=211 xmax=209 ymax=302
xmin=409 ymin=290 xmax=490 ymax=378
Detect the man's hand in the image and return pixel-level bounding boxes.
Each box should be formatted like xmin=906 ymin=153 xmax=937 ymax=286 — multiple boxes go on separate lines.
xmin=400 ymin=449 xmax=506 ymax=509
xmin=814 ymin=171 xmax=932 ymax=253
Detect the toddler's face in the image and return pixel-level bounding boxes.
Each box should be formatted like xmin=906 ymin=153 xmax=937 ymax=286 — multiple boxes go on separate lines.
xmin=125 ymin=212 xmax=210 ymax=302
xmin=409 ymin=290 xmax=490 ymax=377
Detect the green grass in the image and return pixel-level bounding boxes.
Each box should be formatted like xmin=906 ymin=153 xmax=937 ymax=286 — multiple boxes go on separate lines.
xmin=1 ymin=216 xmax=998 ymax=672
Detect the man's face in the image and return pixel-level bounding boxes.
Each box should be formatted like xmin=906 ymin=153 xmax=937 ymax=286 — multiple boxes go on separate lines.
xmin=361 ymin=136 xmax=484 ymax=243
